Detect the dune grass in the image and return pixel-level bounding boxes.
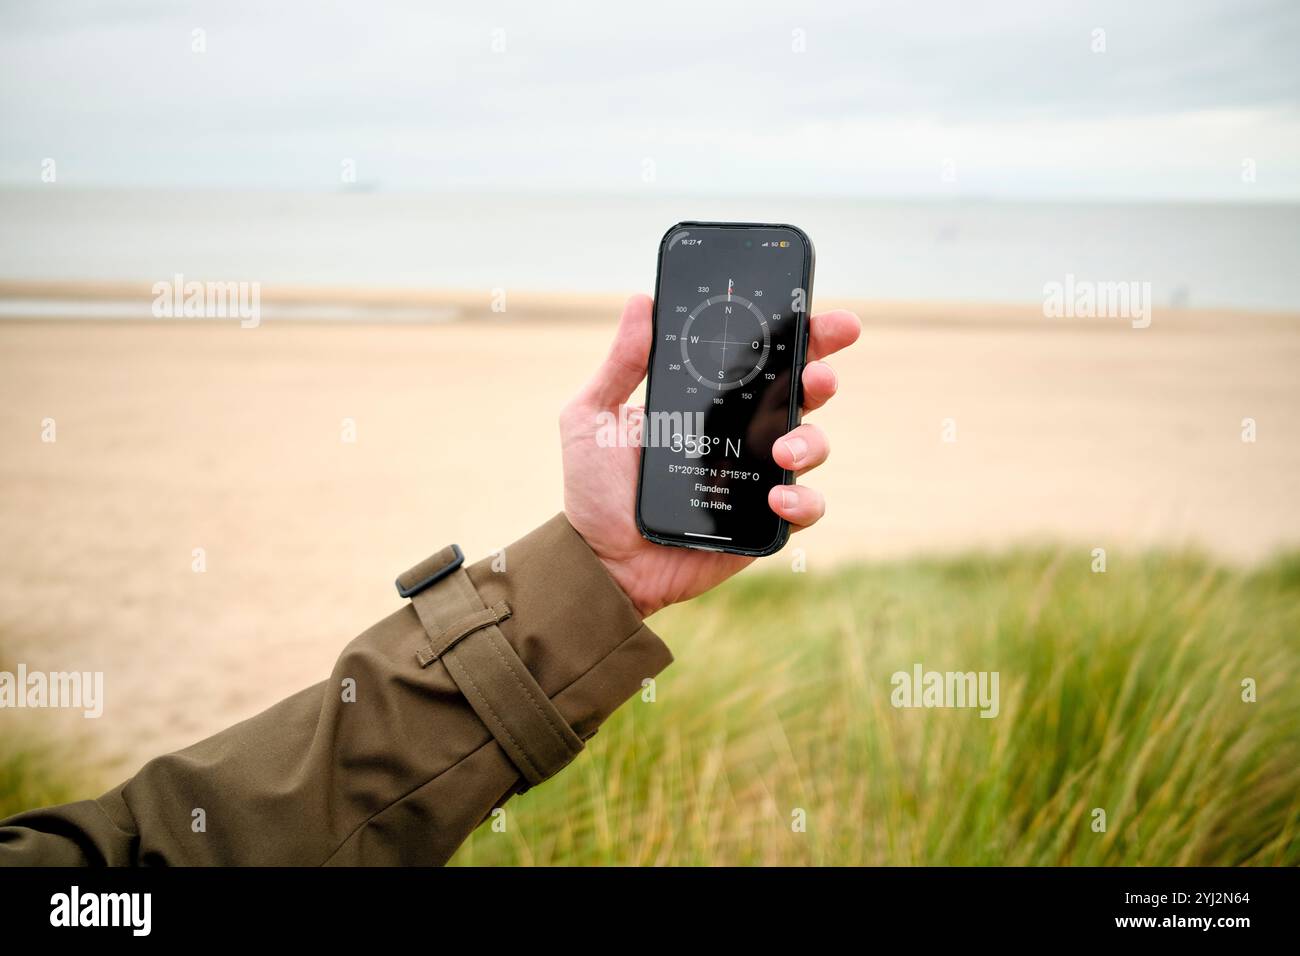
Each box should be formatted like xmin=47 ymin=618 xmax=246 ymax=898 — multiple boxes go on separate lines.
xmin=2 ymin=549 xmax=1296 ymax=864
xmin=0 ymin=734 xmax=82 ymax=821
xmin=0 ymin=653 xmax=90 ymax=820
xmin=451 ymin=548 xmax=1300 ymax=866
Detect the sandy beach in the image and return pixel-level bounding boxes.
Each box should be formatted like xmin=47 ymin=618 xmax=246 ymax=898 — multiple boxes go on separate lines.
xmin=2 ymin=288 xmax=1298 ymax=775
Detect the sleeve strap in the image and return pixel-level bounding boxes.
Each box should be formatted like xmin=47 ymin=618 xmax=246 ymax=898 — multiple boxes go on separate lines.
xmin=396 ymin=546 xmax=584 ymax=788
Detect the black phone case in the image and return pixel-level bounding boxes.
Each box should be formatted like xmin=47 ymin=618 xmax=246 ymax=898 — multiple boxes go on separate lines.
xmin=635 ymin=221 xmax=816 ymax=557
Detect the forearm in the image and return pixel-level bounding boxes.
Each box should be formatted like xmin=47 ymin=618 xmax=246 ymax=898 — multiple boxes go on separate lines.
xmin=0 ymin=514 xmax=671 ymax=866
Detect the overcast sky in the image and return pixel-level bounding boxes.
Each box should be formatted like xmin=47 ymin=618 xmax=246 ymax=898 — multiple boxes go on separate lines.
xmin=1 ymin=0 xmax=1298 ymax=199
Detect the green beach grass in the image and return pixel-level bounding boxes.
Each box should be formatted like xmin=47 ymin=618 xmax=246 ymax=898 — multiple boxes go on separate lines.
xmin=451 ymin=548 xmax=1300 ymax=866
xmin=0 ymin=656 xmax=91 ymax=821
xmin=0 ymin=748 xmax=81 ymax=822
xmin=0 ymin=725 xmax=82 ymax=822
xmin=2 ymin=549 xmax=1297 ymax=865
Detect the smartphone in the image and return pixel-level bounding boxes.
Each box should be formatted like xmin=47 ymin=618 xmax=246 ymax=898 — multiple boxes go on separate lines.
xmin=636 ymin=221 xmax=815 ymax=556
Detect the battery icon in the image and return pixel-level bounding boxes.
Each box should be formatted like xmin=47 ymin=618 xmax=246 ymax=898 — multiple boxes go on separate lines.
xmin=778 ymin=241 xmax=790 ymax=248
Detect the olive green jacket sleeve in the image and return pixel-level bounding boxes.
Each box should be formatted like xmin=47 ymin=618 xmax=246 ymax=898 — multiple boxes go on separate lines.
xmin=0 ymin=515 xmax=672 ymax=866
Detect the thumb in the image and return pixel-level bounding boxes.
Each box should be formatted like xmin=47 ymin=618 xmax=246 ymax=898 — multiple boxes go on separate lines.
xmin=579 ymin=294 xmax=653 ymax=408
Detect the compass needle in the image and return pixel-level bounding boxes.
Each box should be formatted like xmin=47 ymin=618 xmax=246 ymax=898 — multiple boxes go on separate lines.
xmin=679 ymin=291 xmax=770 ymax=392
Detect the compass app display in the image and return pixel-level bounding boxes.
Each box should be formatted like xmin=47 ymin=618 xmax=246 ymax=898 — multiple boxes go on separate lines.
xmin=637 ymin=223 xmax=814 ymax=555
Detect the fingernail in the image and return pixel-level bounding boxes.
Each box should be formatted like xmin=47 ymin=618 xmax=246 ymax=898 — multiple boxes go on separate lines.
xmin=782 ymin=436 xmax=807 ymax=466
xmin=781 ymin=489 xmax=798 ymax=510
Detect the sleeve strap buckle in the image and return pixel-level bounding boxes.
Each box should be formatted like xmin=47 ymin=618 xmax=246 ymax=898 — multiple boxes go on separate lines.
xmin=395 ymin=544 xmax=464 ymax=599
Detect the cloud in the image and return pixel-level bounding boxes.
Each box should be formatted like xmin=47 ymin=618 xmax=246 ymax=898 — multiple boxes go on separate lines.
xmin=1 ymin=0 xmax=1297 ymax=197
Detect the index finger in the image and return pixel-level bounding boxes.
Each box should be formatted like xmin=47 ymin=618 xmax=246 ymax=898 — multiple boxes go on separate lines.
xmin=807 ymin=309 xmax=862 ymax=362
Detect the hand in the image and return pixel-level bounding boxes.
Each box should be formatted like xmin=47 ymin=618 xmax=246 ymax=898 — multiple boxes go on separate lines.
xmin=561 ymin=294 xmax=861 ymax=618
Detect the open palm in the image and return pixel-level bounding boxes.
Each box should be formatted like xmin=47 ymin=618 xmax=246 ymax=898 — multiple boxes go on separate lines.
xmin=561 ymin=294 xmax=860 ymax=618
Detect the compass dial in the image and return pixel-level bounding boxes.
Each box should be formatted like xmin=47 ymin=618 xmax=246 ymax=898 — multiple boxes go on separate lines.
xmin=679 ymin=289 xmax=771 ymax=392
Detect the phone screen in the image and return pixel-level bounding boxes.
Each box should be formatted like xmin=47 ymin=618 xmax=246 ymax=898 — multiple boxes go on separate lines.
xmin=637 ymin=222 xmax=814 ymax=555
